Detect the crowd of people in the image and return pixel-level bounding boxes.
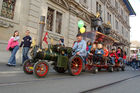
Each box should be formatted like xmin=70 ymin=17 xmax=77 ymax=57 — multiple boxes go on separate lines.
xmin=128 ymin=51 xmax=140 ymax=70
xmin=6 ymin=31 xmax=128 ymax=68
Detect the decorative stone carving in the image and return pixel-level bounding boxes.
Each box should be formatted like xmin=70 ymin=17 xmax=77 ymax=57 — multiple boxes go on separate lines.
xmin=100 ymin=0 xmax=107 ymax=4
xmin=51 ymin=0 xmax=69 ymax=10
xmin=50 ymin=0 xmax=91 ymax=23
xmin=77 ymin=11 xmax=91 ymax=23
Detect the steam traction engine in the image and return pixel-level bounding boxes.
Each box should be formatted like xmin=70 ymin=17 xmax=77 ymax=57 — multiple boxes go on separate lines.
xmin=23 ymin=45 xmax=83 ymax=78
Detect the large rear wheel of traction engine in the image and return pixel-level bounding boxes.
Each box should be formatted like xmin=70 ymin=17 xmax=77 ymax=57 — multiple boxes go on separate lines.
xmin=33 ymin=61 xmax=49 ymax=78
xmin=23 ymin=59 xmax=34 ymax=74
xmin=68 ymin=56 xmax=83 ymax=76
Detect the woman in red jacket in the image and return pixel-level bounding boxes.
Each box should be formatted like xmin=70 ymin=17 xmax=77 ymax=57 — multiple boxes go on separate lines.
xmin=7 ymin=30 xmax=20 ymax=66
xmin=110 ymin=49 xmax=118 ymax=65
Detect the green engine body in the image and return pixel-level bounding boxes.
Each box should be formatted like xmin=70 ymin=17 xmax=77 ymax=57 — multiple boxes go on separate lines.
xmin=31 ymin=44 xmax=73 ymax=69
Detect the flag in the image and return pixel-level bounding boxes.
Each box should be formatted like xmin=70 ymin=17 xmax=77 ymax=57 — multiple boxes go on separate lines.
xmin=43 ymin=32 xmax=48 ymax=44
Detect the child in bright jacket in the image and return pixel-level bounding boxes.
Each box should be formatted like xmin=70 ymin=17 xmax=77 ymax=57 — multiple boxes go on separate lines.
xmin=110 ymin=49 xmax=119 ymax=65
xmin=95 ymin=44 xmax=104 ymax=63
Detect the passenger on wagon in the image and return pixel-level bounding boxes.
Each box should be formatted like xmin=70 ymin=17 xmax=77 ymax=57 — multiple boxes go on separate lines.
xmin=86 ymin=41 xmax=92 ymax=65
xmin=110 ymin=49 xmax=119 ymax=65
xmin=95 ymin=44 xmax=104 ymax=64
xmin=89 ymin=44 xmax=96 ymax=55
xmin=103 ymin=45 xmax=109 ymax=65
xmin=123 ymin=51 xmax=127 ymax=64
xmin=116 ymin=47 xmax=123 ymax=62
xmin=88 ymin=43 xmax=96 ymax=65
xmin=90 ymin=44 xmax=97 ymax=64
xmin=103 ymin=45 xmax=109 ymax=57
xmin=86 ymin=41 xmax=92 ymax=54
xmin=73 ymin=33 xmax=87 ymax=64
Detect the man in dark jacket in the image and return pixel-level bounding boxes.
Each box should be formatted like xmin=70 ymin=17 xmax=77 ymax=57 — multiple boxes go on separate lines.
xmin=20 ymin=30 xmax=32 ymax=65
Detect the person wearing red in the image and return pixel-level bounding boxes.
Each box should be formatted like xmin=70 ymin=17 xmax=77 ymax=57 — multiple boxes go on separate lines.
xmin=123 ymin=51 xmax=127 ymax=64
xmin=103 ymin=45 xmax=109 ymax=57
xmin=110 ymin=49 xmax=118 ymax=65
xmin=116 ymin=47 xmax=123 ymax=62
xmin=103 ymin=45 xmax=109 ymax=65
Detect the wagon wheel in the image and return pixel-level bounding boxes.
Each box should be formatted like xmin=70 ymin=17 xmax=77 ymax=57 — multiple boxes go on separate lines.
xmin=121 ymin=66 xmax=125 ymax=71
xmin=93 ymin=67 xmax=98 ymax=74
xmin=120 ymin=61 xmax=125 ymax=71
xmin=23 ymin=59 xmax=34 ymax=74
xmin=33 ymin=61 xmax=49 ymax=78
xmin=98 ymin=68 xmax=101 ymax=71
xmin=116 ymin=67 xmax=120 ymax=71
xmin=68 ymin=56 xmax=83 ymax=76
xmin=54 ymin=67 xmax=67 ymax=73
xmin=108 ymin=66 xmax=114 ymax=72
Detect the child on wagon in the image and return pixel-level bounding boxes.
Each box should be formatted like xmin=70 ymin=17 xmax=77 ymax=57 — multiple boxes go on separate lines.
xmin=87 ymin=43 xmax=96 ymax=65
xmin=110 ymin=49 xmax=119 ymax=65
xmin=86 ymin=41 xmax=92 ymax=54
xmin=95 ymin=44 xmax=104 ymax=64
xmin=103 ymin=45 xmax=109 ymax=65
xmin=116 ymin=47 xmax=123 ymax=62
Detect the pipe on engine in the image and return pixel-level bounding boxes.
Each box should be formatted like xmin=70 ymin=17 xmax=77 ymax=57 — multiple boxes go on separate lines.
xmin=38 ymin=16 xmax=45 ymax=49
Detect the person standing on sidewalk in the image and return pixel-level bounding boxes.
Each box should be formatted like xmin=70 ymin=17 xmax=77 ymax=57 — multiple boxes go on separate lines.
xmin=58 ymin=37 xmax=64 ymax=46
xmin=6 ymin=30 xmax=20 ymax=66
xmin=136 ymin=51 xmax=140 ymax=69
xmin=20 ymin=30 xmax=32 ymax=65
xmin=131 ymin=51 xmax=138 ymax=70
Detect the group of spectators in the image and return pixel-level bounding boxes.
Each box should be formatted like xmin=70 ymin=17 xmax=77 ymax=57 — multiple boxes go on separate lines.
xmin=128 ymin=51 xmax=140 ymax=70
xmin=6 ymin=30 xmax=32 ymax=66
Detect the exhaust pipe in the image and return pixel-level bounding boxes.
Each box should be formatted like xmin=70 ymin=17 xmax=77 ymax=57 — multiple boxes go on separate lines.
xmin=38 ymin=16 xmax=45 ymax=49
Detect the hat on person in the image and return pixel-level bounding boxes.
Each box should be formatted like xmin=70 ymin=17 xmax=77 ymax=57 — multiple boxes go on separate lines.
xmin=60 ymin=38 xmax=64 ymax=43
xmin=76 ymin=33 xmax=82 ymax=37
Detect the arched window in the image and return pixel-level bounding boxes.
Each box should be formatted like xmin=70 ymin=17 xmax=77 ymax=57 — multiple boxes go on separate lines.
xmin=1 ymin=0 xmax=16 ymax=19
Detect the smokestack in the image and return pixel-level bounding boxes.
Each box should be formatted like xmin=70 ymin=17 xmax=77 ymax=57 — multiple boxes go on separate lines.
xmin=38 ymin=16 xmax=45 ymax=49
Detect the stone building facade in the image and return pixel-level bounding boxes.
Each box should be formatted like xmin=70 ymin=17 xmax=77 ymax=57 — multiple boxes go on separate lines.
xmin=0 ymin=0 xmax=135 ymax=55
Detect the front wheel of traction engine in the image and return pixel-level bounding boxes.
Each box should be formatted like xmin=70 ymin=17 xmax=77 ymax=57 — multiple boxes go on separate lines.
xmin=33 ymin=61 xmax=49 ymax=78
xmin=23 ymin=59 xmax=34 ymax=74
xmin=68 ymin=56 xmax=83 ymax=76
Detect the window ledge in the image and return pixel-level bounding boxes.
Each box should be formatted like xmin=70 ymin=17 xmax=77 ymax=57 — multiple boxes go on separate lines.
xmin=0 ymin=40 xmax=8 ymax=44
xmin=0 ymin=16 xmax=19 ymax=24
